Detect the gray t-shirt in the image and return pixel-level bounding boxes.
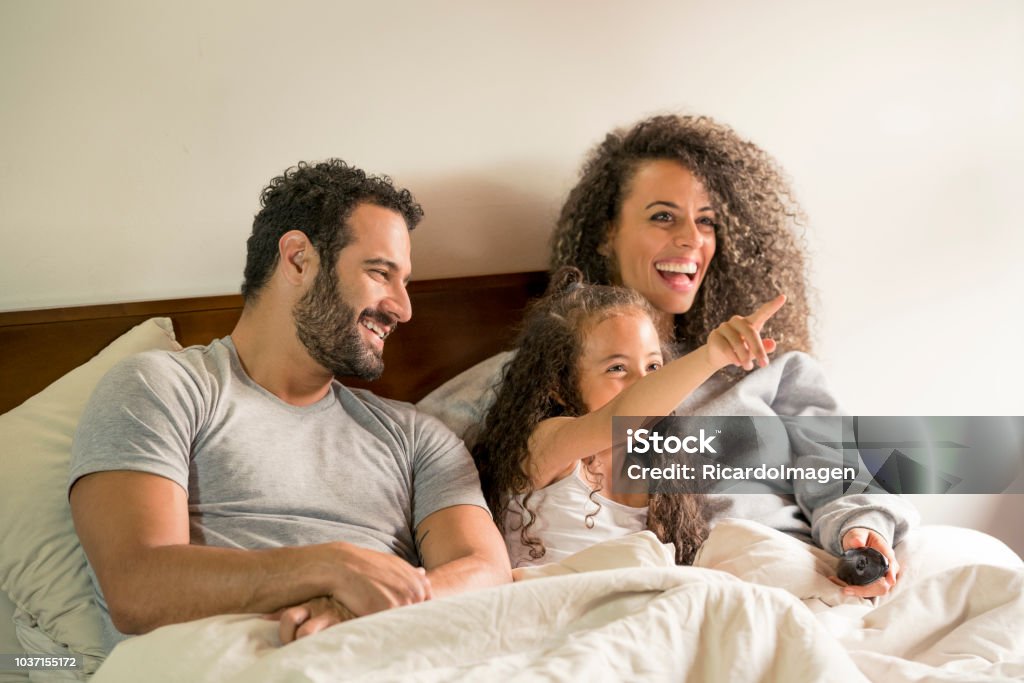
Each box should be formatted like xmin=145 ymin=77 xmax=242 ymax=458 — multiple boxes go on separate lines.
xmin=70 ymin=337 xmax=487 ymax=646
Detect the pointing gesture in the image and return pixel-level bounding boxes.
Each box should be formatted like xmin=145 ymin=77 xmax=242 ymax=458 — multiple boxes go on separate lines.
xmin=707 ymin=294 xmax=786 ymax=371
xmin=748 ymin=294 xmax=787 ymax=329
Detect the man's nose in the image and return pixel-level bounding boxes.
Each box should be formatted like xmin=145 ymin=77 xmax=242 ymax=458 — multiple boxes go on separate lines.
xmin=384 ymin=283 xmax=412 ymax=324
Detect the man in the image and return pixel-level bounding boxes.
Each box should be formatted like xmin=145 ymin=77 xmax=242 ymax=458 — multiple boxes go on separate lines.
xmin=68 ymin=160 xmax=511 ymax=651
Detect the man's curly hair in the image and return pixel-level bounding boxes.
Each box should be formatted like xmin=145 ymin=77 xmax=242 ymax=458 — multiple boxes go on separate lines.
xmin=551 ymin=115 xmax=812 ymax=360
xmin=472 ymin=267 xmax=722 ymax=566
xmin=241 ymin=159 xmax=424 ymax=301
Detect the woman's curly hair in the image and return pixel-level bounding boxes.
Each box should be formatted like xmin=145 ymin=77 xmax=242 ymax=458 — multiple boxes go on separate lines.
xmin=472 ymin=267 xmax=722 ymax=565
xmin=551 ymin=115 xmax=813 ymax=361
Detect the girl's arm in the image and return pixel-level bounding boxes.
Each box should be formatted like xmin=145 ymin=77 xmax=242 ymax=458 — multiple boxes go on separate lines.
xmin=527 ymin=295 xmax=786 ymax=487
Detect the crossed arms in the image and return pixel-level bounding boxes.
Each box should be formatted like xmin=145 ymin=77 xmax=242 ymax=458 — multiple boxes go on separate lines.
xmin=70 ymin=470 xmax=511 ymax=641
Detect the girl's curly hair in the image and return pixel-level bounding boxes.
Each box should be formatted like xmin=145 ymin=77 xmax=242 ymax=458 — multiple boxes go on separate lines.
xmin=551 ymin=115 xmax=813 ymax=360
xmin=472 ymin=267 xmax=722 ymax=565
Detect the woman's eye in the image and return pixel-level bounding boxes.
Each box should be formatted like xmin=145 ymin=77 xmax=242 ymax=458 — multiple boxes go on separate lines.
xmin=647 ymin=363 xmax=663 ymax=372
xmin=697 ymin=216 xmax=718 ymax=231
xmin=606 ymin=364 xmax=626 ymax=374
xmin=650 ymin=211 xmax=673 ymax=223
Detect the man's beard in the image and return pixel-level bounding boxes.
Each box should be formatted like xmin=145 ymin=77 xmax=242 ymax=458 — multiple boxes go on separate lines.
xmin=293 ymin=267 xmax=388 ymax=381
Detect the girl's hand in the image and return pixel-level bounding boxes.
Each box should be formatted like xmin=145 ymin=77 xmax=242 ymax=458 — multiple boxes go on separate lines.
xmin=706 ymin=295 xmax=786 ymax=371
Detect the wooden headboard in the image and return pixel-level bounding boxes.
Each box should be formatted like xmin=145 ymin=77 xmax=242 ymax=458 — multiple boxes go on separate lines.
xmin=0 ymin=271 xmax=548 ymax=414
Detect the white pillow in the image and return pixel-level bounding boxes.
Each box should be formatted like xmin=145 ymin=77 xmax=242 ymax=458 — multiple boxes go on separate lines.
xmin=0 ymin=318 xmax=181 ymax=675
xmin=415 ymin=351 xmax=511 ymax=447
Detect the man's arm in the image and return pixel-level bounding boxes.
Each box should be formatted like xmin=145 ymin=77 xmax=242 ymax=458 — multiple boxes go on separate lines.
xmin=414 ymin=504 xmax=512 ymax=597
xmin=277 ymin=503 xmax=510 ymax=643
xmin=70 ymin=470 xmax=431 ymax=635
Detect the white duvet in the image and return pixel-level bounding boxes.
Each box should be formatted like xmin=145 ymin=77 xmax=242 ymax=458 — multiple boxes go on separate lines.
xmin=92 ymin=522 xmax=1024 ymax=683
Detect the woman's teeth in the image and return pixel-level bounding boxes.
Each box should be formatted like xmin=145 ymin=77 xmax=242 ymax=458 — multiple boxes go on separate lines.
xmin=655 ymin=262 xmax=698 ymax=275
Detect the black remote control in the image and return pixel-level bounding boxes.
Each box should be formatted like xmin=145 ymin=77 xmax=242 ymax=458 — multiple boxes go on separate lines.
xmin=836 ymin=547 xmax=889 ymax=586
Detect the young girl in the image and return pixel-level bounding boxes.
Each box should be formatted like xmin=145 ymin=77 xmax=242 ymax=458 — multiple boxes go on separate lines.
xmin=472 ymin=267 xmax=784 ymax=567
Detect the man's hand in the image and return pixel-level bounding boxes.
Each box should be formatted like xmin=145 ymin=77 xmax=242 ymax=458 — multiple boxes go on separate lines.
xmin=271 ymin=545 xmax=431 ymax=644
xmin=274 ymin=596 xmax=357 ymax=644
xmin=828 ymin=527 xmax=900 ymax=598
xmin=329 ymin=543 xmax=432 ymax=615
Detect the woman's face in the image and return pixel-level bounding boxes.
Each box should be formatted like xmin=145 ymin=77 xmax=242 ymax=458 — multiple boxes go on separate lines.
xmin=603 ymin=160 xmax=717 ymax=318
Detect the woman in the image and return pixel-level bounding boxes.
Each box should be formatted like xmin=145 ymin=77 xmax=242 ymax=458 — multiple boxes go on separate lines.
xmin=419 ymin=114 xmax=916 ymax=597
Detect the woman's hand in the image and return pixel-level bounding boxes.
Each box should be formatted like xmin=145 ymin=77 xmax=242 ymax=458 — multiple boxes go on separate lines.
xmin=706 ymin=294 xmax=786 ymax=371
xmin=828 ymin=527 xmax=901 ymax=598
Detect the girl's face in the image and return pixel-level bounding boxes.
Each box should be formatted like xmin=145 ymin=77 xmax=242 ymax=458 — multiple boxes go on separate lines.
xmin=577 ymin=310 xmax=663 ymax=413
xmin=603 ymin=160 xmax=717 ymax=321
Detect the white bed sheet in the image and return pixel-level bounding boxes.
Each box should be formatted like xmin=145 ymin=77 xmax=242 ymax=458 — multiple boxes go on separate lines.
xmin=93 ymin=567 xmax=861 ymax=682
xmin=90 ymin=523 xmax=1024 ymax=682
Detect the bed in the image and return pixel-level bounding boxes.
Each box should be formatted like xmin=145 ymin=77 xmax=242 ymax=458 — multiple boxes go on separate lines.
xmin=1 ymin=271 xmax=1022 ymax=683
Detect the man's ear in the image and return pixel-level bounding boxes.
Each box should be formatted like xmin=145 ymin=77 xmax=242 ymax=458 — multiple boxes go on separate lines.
xmin=279 ymin=230 xmax=314 ymax=286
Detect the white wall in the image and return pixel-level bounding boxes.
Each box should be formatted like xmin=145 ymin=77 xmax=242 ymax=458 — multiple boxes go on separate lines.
xmin=2 ymin=1 xmax=1022 ymax=551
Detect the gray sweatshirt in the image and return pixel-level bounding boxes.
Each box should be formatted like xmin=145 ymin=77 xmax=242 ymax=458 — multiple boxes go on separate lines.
xmin=417 ymin=350 xmax=918 ymax=555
